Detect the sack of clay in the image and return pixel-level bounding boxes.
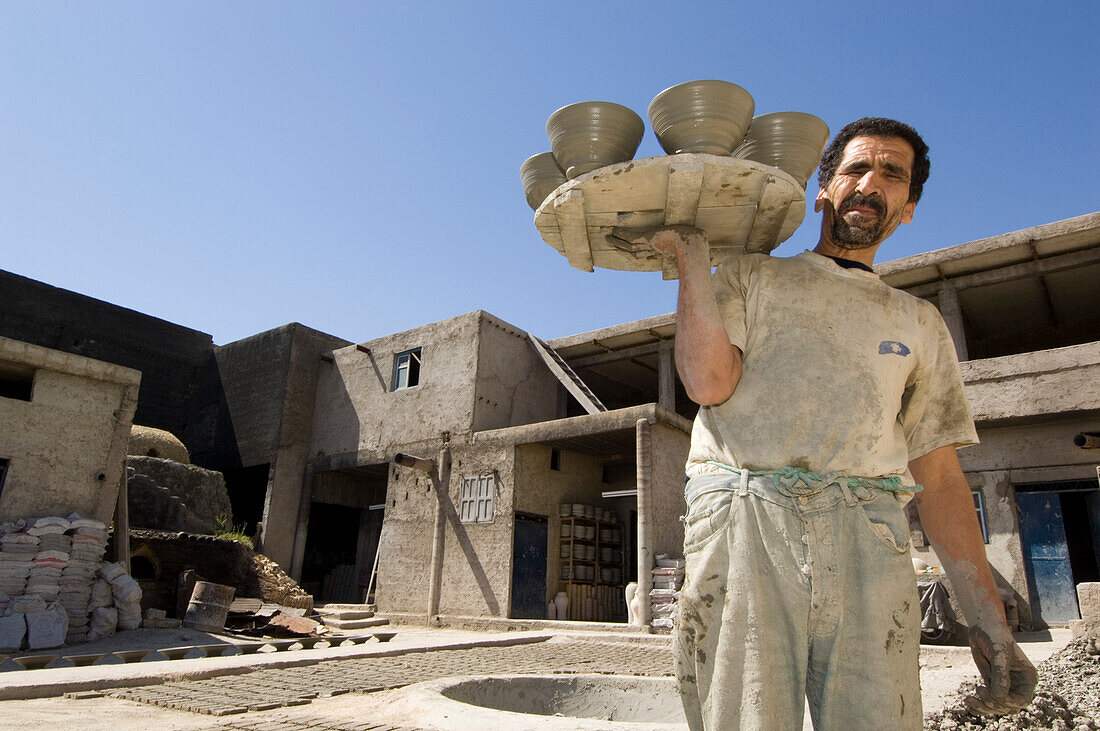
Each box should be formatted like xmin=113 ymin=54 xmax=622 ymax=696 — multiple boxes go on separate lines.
xmin=98 ymin=562 xmax=126 ymax=582
xmin=0 ymin=613 xmax=26 ymax=651
xmin=111 ymin=576 xmax=141 ymax=603
xmin=26 ymin=602 xmax=68 ymax=649
xmin=89 ymin=579 xmax=114 ymax=609
xmin=116 ymin=604 xmax=142 ymax=631
xmin=86 ymin=606 xmax=118 ymax=642
xmin=11 ymin=594 xmax=47 ymax=614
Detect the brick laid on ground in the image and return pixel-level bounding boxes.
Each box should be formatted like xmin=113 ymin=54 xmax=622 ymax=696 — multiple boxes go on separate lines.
xmin=103 ymin=639 xmax=675 ymax=716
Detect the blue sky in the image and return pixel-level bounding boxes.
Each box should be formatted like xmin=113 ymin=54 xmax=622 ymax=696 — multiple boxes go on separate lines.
xmin=2 ymin=3 xmax=1097 ymax=345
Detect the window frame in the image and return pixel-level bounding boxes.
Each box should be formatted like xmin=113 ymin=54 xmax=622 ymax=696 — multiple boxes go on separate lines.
xmin=459 ymin=473 xmax=496 ymax=524
xmin=972 ymin=489 xmax=990 ymax=544
xmin=392 ymin=348 xmax=422 ymax=391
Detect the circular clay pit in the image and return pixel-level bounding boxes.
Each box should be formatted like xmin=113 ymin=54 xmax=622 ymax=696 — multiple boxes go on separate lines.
xmin=395 ymin=673 xmax=687 ymax=730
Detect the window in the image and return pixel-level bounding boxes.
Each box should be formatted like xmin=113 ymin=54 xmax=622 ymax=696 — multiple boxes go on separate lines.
xmin=972 ymin=490 xmax=989 ymax=544
xmin=459 ymin=474 xmax=495 ymax=524
xmin=392 ymin=348 xmax=422 ymax=391
xmin=0 ymin=362 xmax=34 ymax=402
xmin=550 ymin=448 xmax=562 ymax=471
xmin=0 ymin=458 xmax=8 ymax=499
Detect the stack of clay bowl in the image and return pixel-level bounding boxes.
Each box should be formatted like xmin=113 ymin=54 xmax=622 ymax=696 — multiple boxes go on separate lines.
xmin=521 ymin=101 xmax=645 ymax=211
xmin=521 ymin=80 xmax=830 ymax=213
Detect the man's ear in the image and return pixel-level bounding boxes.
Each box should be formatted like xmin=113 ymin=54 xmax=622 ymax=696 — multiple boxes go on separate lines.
xmin=814 ymin=187 xmax=827 ymax=213
xmin=901 ymin=201 xmax=916 ymax=224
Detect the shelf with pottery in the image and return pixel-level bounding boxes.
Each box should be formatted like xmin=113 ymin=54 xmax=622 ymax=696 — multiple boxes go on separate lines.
xmin=533 ymin=154 xmax=805 ymax=279
xmin=557 ymin=516 xmax=627 ymax=622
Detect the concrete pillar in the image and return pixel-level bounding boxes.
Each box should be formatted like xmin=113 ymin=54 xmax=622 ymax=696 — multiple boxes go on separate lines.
xmin=635 ymin=418 xmax=654 ymax=629
xmin=112 ymin=472 xmax=130 ymax=573
xmin=658 ymin=341 xmax=676 ymax=411
xmin=427 ymin=443 xmax=451 ymax=623
xmin=289 ymin=464 xmax=315 ymax=582
xmin=937 ymin=285 xmax=969 ymax=362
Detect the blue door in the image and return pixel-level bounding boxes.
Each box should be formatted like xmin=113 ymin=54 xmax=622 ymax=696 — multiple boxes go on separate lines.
xmin=1016 ymin=491 xmax=1080 ymax=624
xmin=511 ymin=514 xmax=548 ymax=619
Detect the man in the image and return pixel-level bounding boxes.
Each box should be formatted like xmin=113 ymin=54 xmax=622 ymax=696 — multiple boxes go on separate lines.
xmin=635 ymin=118 xmax=1038 ymax=729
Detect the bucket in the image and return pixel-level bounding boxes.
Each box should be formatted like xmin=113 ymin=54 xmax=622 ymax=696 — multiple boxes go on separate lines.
xmin=183 ymin=581 xmax=236 ymax=632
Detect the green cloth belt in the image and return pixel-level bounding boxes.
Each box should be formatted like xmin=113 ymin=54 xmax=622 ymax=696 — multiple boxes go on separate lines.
xmin=703 ymin=461 xmax=922 ymax=494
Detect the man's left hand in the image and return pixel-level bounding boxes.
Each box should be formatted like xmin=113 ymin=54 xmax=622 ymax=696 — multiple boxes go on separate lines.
xmin=964 ymin=624 xmax=1038 ymax=716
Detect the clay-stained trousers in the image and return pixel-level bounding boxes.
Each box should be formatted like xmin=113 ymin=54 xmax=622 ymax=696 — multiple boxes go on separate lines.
xmin=674 ymin=470 xmax=922 ymax=730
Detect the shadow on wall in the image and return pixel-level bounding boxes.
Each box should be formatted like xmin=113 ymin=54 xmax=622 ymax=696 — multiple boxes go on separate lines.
xmin=187 ymin=353 xmax=241 ymax=469
xmin=311 ymin=355 xmax=362 ymax=459
xmin=432 ymin=469 xmax=501 ymax=616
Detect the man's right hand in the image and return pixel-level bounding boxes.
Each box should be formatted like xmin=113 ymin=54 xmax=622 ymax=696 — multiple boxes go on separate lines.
xmin=617 ymin=225 xmax=710 ymax=261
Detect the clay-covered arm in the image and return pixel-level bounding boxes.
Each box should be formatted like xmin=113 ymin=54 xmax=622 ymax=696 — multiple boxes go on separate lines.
xmin=627 ymin=226 xmax=742 ymax=405
xmin=910 ymin=445 xmax=1038 ymax=714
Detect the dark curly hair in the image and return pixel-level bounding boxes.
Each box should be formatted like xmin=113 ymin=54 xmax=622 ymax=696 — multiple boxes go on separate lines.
xmin=817 ymin=117 xmax=930 ymax=204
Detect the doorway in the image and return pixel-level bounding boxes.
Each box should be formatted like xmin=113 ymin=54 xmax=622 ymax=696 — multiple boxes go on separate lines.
xmin=1015 ymin=480 xmax=1100 ymax=624
xmin=511 ymin=512 xmax=548 ymax=619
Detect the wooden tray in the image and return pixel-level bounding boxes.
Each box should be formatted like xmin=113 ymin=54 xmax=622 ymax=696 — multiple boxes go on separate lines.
xmin=533 ymin=154 xmax=806 ymax=279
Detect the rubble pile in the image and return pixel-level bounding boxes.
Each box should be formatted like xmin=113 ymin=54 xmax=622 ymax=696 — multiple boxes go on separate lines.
xmin=252 ymin=553 xmax=313 ymax=611
xmin=0 ymin=515 xmax=142 ymax=650
xmin=925 ymin=639 xmax=1100 ymax=730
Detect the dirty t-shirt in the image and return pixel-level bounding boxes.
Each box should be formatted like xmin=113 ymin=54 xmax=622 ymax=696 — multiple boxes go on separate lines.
xmin=686 ymin=251 xmax=978 ymax=488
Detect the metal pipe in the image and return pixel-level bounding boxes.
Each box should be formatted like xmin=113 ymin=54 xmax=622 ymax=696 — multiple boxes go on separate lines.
xmin=1074 ymin=433 xmax=1100 ymax=449
xmin=635 ymin=418 xmax=654 ymax=629
xmin=393 ymin=452 xmax=435 ymax=472
xmin=426 ymin=443 xmax=451 ymax=624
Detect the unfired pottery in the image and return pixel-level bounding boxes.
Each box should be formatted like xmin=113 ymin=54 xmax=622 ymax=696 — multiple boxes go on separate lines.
xmin=732 ymin=111 xmax=830 ymax=187
xmin=553 ymin=591 xmax=569 ymax=619
xmin=546 ymin=101 xmax=645 ymax=179
xmin=520 ymin=152 xmax=567 ymax=211
xmin=648 ymin=79 xmax=755 ymax=155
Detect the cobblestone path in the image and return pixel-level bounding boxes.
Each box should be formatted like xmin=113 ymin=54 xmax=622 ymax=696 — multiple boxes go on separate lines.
xmin=104 ymin=638 xmax=675 ymax=726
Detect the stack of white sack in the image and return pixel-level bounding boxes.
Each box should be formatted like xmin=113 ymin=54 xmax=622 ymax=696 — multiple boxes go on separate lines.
xmin=63 ymin=515 xmax=109 ymax=644
xmin=651 ymin=555 xmax=686 ymax=631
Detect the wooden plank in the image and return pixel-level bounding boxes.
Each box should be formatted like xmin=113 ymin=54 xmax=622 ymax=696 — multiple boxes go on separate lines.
xmin=554 ymin=189 xmax=594 ymax=272
xmin=746 ymin=175 xmax=797 ymax=252
xmin=663 ymin=158 xmax=704 ymax=226
xmin=774 ymin=196 xmax=806 ymax=245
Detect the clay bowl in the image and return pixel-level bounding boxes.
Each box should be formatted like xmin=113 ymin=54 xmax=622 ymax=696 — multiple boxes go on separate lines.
xmin=156 ymin=646 xmax=193 ymax=661
xmin=66 ymin=653 xmax=103 ymax=667
xmin=12 ymin=654 xmax=56 ymax=670
xmin=648 ymin=79 xmax=755 ymax=155
xmin=546 ymin=101 xmax=645 ymax=179
xmin=732 ymin=112 xmax=830 ymax=187
xmin=520 ymin=152 xmax=567 ymax=210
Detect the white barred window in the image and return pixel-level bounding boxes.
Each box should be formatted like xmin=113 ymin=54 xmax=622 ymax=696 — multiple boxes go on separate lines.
xmin=459 ymin=474 xmax=495 ymax=524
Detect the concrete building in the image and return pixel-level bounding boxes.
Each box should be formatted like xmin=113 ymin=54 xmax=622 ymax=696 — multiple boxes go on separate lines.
xmin=297 ymin=310 xmax=690 ymax=620
xmin=2 ymin=210 xmax=1097 ymax=630
xmin=878 ymin=212 xmax=1100 ymax=629
xmin=0 ymin=336 xmax=140 ymax=524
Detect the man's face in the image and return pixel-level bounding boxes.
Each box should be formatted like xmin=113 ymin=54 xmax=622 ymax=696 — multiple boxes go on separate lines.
xmin=815 ymin=135 xmax=918 ymax=249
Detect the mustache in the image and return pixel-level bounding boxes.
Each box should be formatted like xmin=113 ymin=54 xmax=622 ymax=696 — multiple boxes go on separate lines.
xmin=838 ymin=193 xmax=886 ymax=216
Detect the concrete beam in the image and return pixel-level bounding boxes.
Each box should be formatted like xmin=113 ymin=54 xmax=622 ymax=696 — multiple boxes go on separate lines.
xmin=471 ymin=404 xmax=692 ymax=447
xmin=568 ymin=341 xmax=663 ymax=368
xmin=904 ymin=247 xmax=1100 ymax=298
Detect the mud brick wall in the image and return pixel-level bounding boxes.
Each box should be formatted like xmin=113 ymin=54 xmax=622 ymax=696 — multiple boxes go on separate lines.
xmin=130 ymin=530 xmax=259 ymax=617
